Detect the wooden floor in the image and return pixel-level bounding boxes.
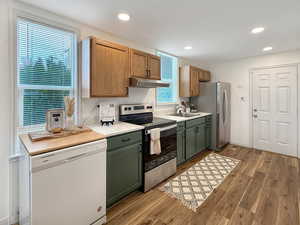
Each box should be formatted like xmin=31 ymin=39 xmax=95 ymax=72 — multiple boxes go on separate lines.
xmin=106 ymin=145 xmax=300 ymax=225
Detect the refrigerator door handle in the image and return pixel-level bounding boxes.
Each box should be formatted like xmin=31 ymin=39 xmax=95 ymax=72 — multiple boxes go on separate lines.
xmin=224 ymin=89 xmax=228 ymax=125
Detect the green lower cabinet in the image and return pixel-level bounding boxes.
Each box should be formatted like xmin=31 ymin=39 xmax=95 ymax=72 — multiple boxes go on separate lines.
xmin=185 ymin=126 xmax=197 ymax=160
xmin=196 ymin=123 xmax=206 ymax=153
xmin=183 ymin=116 xmax=211 ymax=161
xmin=107 ymin=142 xmax=142 ymax=207
xmin=176 ymin=129 xmax=186 ymax=165
xmin=206 ymin=126 xmax=212 ymax=148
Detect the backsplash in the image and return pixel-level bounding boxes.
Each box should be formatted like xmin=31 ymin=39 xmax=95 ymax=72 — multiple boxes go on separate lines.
xmin=81 ymin=88 xmax=157 ymax=125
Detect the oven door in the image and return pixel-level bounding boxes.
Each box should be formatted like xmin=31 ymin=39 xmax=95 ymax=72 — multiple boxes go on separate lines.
xmin=144 ymin=124 xmax=177 ymax=172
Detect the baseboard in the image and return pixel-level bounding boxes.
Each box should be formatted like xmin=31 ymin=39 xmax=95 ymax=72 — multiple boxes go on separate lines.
xmin=0 ymin=217 xmax=9 ymax=225
xmin=228 ymin=142 xmax=251 ymax=148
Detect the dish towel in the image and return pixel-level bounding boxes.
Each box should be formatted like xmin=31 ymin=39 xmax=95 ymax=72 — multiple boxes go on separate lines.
xmin=150 ymin=128 xmax=161 ymax=155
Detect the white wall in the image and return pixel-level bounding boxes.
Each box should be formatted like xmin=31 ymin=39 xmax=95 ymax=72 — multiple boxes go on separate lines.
xmin=4 ymin=1 xmax=209 ymax=223
xmin=0 ymin=0 xmax=11 ymax=223
xmin=209 ymin=50 xmax=300 ymax=147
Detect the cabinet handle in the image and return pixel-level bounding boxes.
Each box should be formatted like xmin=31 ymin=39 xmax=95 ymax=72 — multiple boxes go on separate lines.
xmin=122 ymin=138 xmax=131 ymax=142
xmin=148 ymin=69 xmax=151 ymax=77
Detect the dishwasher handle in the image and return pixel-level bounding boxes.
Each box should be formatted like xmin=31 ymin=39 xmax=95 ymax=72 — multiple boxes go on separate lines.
xmin=63 ymin=153 xmax=88 ymax=163
xmin=32 ymin=148 xmax=103 ymax=173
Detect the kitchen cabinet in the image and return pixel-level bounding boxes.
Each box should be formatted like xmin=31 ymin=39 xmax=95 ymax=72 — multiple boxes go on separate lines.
xmin=180 ymin=116 xmax=211 ymax=161
xmin=201 ymin=70 xmax=211 ymax=82
xmin=148 ymin=54 xmax=161 ymax=79
xmin=180 ymin=65 xmax=212 ymax=97
xmin=198 ymin=69 xmax=205 ymax=81
xmin=196 ymin=123 xmax=206 ymax=152
xmin=129 ymin=49 xmax=148 ymax=79
xmin=106 ymin=131 xmax=142 ymax=207
xmin=176 ymin=122 xmax=186 ymax=165
xmin=185 ymin=126 xmax=198 ymax=159
xmin=130 ymin=49 xmax=161 ymax=80
xmin=205 ymin=115 xmax=212 ymax=148
xmin=179 ymin=65 xmax=200 ymax=97
xmin=82 ymin=37 xmax=129 ymax=97
xmin=186 ymin=124 xmax=206 ymax=159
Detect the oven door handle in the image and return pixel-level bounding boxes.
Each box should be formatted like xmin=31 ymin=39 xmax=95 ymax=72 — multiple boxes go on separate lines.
xmin=146 ymin=124 xmax=177 ymax=134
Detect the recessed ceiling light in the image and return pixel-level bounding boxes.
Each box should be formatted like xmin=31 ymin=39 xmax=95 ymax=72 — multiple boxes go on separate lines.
xmin=251 ymin=27 xmax=265 ymax=34
xmin=263 ymin=46 xmax=273 ymax=52
xmin=184 ymin=46 xmax=192 ymax=50
xmin=118 ymin=13 xmax=130 ymax=21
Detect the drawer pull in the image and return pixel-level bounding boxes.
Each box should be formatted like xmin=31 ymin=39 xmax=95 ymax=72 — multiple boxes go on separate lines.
xmin=122 ymin=138 xmax=131 ymax=142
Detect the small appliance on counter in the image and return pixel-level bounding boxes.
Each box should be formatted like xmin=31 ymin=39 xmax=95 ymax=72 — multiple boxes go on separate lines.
xmin=119 ymin=104 xmax=177 ymax=192
xmin=46 ymin=109 xmax=65 ymax=132
xmin=98 ymin=104 xmax=116 ymax=126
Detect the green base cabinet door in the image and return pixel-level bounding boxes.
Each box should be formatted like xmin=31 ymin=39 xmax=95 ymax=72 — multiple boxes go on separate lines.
xmin=205 ymin=115 xmax=212 ymax=149
xmin=107 ymin=142 xmax=142 ymax=207
xmin=206 ymin=126 xmax=212 ymax=149
xmin=185 ymin=127 xmax=197 ymax=160
xmin=196 ymin=123 xmax=206 ymax=153
xmin=176 ymin=129 xmax=186 ymax=165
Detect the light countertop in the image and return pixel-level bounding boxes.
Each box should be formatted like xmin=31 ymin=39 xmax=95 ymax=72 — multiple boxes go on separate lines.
xmin=157 ymin=112 xmax=212 ymax=122
xmin=89 ymin=121 xmax=144 ymax=137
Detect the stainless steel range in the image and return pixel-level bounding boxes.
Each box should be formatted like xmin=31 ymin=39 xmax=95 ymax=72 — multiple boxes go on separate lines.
xmin=119 ymin=104 xmax=177 ymax=192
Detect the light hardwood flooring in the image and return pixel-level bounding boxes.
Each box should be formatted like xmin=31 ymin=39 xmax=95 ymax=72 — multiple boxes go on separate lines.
xmin=106 ymin=145 xmax=300 ymax=225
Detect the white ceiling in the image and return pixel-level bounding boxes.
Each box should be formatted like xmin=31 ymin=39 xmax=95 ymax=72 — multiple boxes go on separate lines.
xmin=20 ymin=0 xmax=300 ymax=64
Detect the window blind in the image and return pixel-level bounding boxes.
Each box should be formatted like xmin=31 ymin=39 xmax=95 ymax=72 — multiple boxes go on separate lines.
xmin=17 ymin=18 xmax=75 ymax=128
xmin=157 ymin=52 xmax=178 ymax=103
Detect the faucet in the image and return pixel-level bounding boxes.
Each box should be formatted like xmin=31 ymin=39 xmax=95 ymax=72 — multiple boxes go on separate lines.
xmin=176 ymin=103 xmax=186 ymax=115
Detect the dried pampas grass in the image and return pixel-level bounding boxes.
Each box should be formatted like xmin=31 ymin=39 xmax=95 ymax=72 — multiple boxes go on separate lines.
xmin=64 ymin=96 xmax=75 ymax=117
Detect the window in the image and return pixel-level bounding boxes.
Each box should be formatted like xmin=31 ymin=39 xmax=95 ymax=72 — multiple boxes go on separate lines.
xmin=16 ymin=18 xmax=76 ymax=130
xmin=156 ymin=52 xmax=178 ymax=104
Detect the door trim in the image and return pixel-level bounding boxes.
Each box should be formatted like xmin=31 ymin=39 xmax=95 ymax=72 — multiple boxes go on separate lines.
xmin=249 ymin=63 xmax=300 ymax=158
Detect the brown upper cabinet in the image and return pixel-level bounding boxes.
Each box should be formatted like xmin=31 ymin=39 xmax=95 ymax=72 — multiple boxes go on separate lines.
xmin=130 ymin=49 xmax=161 ymax=80
xmin=180 ymin=65 xmax=211 ymax=97
xmin=82 ymin=37 xmax=129 ymax=97
xmin=199 ymin=70 xmax=211 ymax=82
xmin=179 ymin=65 xmax=200 ymax=97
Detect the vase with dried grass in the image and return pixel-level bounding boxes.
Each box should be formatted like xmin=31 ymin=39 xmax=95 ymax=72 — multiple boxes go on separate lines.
xmin=64 ymin=96 xmax=76 ymax=131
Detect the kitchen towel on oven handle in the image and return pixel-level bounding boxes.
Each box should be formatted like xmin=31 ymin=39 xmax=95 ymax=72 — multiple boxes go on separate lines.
xmin=150 ymin=128 xmax=161 ymax=155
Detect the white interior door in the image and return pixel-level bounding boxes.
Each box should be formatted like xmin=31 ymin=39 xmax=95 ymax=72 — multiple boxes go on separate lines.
xmin=252 ymin=66 xmax=298 ymax=157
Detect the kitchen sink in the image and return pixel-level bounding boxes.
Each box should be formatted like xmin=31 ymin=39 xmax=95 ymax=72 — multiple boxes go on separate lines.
xmin=169 ymin=113 xmax=200 ymax=118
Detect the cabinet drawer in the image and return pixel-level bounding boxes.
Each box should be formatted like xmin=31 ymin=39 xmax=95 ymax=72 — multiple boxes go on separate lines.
xmin=177 ymin=122 xmax=185 ymax=131
xmin=186 ymin=117 xmax=205 ymax=128
xmin=108 ymin=131 xmax=142 ymax=150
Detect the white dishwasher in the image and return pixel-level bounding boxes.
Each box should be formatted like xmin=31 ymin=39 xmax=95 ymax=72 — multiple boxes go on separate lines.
xmin=19 ymin=139 xmax=107 ymax=225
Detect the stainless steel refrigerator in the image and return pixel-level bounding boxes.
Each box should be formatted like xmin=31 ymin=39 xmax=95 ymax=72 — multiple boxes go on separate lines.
xmin=191 ymin=82 xmax=231 ymax=150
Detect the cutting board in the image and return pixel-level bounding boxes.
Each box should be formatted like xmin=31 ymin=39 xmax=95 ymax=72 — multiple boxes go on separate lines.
xmin=28 ymin=127 xmax=92 ymax=142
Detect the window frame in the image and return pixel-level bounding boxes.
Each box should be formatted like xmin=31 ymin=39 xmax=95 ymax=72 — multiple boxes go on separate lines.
xmin=12 ymin=10 xmax=79 ymax=155
xmin=156 ymin=51 xmax=179 ymax=105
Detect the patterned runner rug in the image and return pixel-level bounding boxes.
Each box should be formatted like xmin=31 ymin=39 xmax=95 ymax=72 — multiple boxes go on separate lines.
xmin=159 ymin=153 xmax=240 ymax=212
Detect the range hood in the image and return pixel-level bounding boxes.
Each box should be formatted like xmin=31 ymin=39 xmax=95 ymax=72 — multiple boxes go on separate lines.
xmin=129 ymin=77 xmax=170 ymax=88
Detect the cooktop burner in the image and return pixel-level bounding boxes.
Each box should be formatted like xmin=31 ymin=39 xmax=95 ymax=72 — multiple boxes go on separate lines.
xmin=139 ymin=117 xmax=176 ymax=129
xmin=118 ymin=104 xmax=176 ymax=129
